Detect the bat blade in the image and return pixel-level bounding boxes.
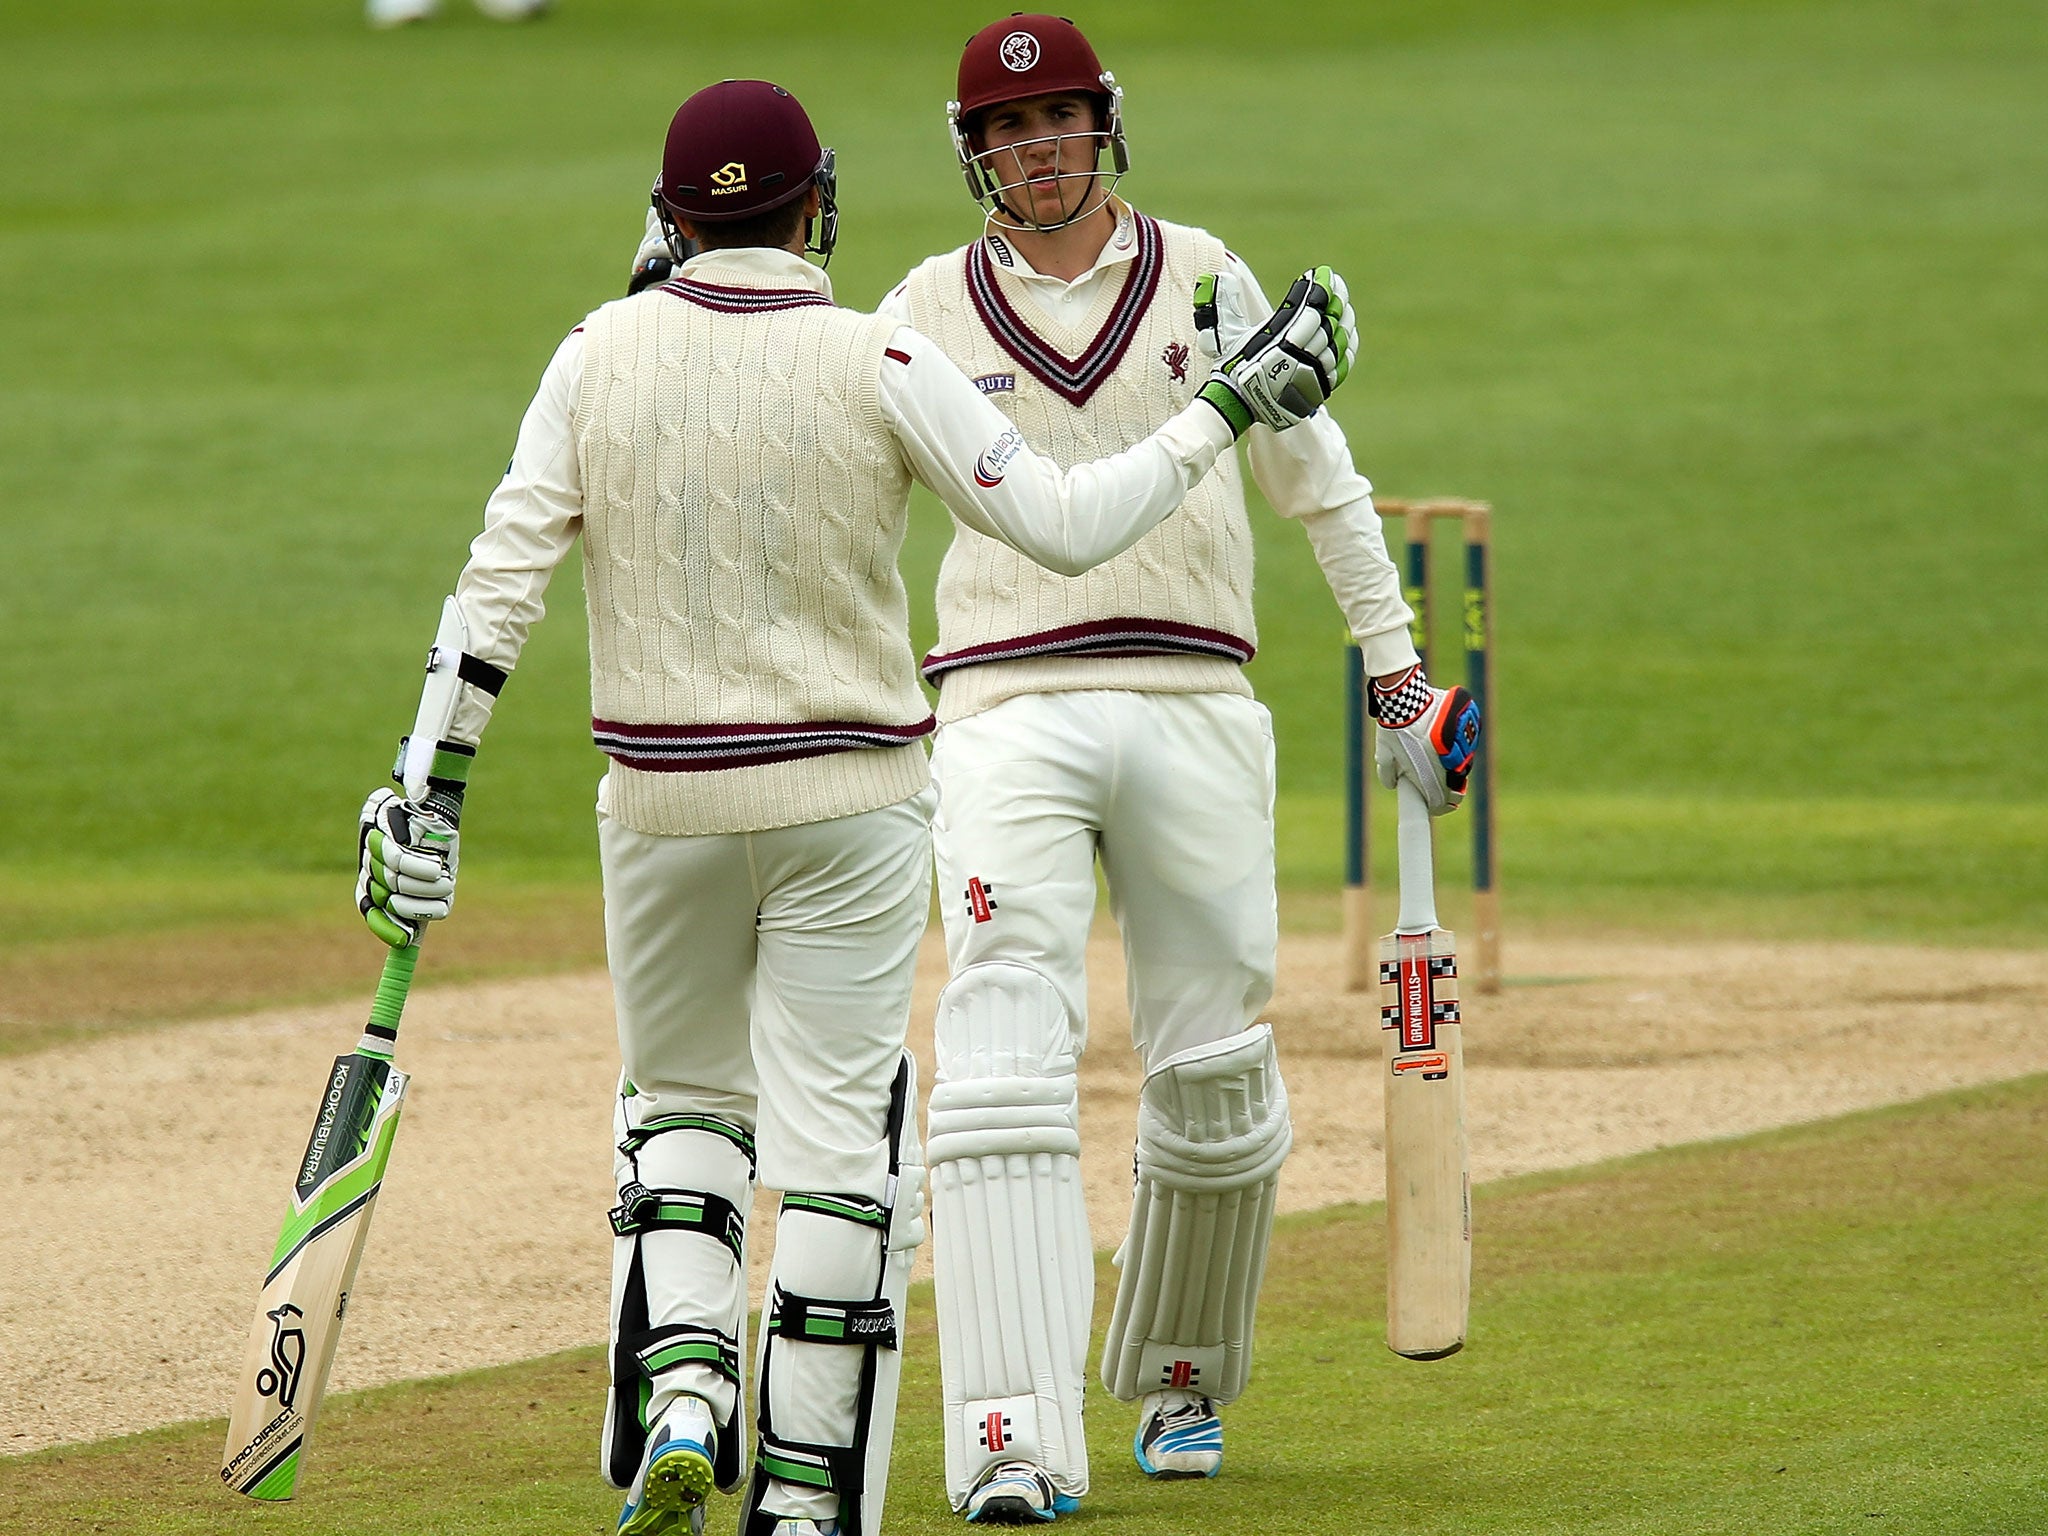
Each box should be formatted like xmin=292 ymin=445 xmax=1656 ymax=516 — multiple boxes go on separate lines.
xmin=1381 ymin=926 xmax=1469 ymax=1358
xmin=1381 ymin=776 xmax=1470 ymax=1360
xmin=221 ymin=1050 xmax=408 ymax=1499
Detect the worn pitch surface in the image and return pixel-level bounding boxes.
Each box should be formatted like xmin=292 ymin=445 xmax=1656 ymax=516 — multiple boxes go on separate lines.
xmin=2 ymin=929 xmax=2043 ymax=1454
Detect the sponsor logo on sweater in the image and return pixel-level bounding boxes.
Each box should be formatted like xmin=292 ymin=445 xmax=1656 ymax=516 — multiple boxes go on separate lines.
xmin=973 ymin=372 xmax=1016 ymax=395
xmin=973 ymin=427 xmax=1026 ymax=488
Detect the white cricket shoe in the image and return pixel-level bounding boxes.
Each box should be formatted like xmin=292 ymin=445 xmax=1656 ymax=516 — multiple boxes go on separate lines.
xmin=964 ymin=1460 xmax=1076 ymax=1524
xmin=1133 ymin=1390 xmax=1222 ymax=1479
xmin=618 ymin=1397 xmax=717 ymax=1536
xmin=766 ymin=1523 xmax=842 ymax=1536
xmin=365 ymin=0 xmax=438 ymax=25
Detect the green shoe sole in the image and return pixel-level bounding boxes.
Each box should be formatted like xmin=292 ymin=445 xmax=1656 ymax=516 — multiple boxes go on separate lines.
xmin=619 ymin=1445 xmax=714 ymax=1536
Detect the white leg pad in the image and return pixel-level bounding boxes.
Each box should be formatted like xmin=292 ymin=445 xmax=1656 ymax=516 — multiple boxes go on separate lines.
xmin=602 ymin=1098 xmax=756 ymax=1492
xmin=1100 ymin=1023 xmax=1291 ymax=1406
xmin=930 ymin=963 xmax=1094 ymax=1508
xmin=743 ymin=1051 xmax=924 ymax=1536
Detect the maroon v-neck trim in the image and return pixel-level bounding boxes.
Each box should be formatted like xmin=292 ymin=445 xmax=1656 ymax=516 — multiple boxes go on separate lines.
xmin=965 ymin=214 xmax=1164 ymax=407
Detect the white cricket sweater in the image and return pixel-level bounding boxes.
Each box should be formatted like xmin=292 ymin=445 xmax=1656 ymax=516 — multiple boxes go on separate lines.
xmin=883 ymin=205 xmax=1420 ymax=722
xmin=444 ymin=247 xmax=1239 ymax=835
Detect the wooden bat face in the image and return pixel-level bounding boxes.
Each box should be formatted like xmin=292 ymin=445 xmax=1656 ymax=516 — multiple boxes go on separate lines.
xmin=1381 ymin=926 xmax=1469 ymax=1360
xmin=221 ymin=1055 xmax=408 ymax=1499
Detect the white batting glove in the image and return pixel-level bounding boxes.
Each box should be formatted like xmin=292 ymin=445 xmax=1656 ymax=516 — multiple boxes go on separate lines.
xmin=628 ymin=203 xmax=691 ymax=295
xmin=1196 ymin=265 xmax=1357 ymax=436
xmin=1371 ymin=665 xmax=1482 ymax=816
xmin=1192 ymin=265 xmax=1259 ymax=363
xmin=356 ymin=788 xmax=459 ymax=948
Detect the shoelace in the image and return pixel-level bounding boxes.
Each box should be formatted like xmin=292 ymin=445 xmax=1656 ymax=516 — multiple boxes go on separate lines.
xmin=1155 ymin=1399 xmax=1212 ymax=1430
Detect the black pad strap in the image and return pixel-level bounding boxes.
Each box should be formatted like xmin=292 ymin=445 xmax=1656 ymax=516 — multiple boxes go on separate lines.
xmin=619 ymin=1113 xmax=757 ymax=1174
xmin=609 ymin=1183 xmax=745 ymax=1265
xmin=458 ymin=652 xmax=508 ymax=696
xmin=753 ymin=1430 xmax=860 ymax=1497
xmin=766 ymin=1284 xmax=898 ymax=1350
xmin=778 ymin=1191 xmax=887 ymax=1231
xmin=631 ymin=1322 xmax=740 ymax=1387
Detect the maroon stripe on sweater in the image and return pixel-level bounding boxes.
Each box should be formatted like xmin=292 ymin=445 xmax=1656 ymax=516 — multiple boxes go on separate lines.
xmin=656 ymin=279 xmax=833 ymax=315
xmin=592 ymin=715 xmax=935 ymax=773
xmin=964 ymin=214 xmax=1164 ymax=407
xmin=920 ymin=617 xmax=1253 ymax=683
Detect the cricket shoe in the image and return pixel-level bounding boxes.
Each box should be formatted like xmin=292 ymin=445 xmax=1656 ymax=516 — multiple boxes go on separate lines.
xmin=618 ymin=1398 xmax=717 ymax=1536
xmin=964 ymin=1460 xmax=1078 ymax=1524
xmin=764 ymin=1523 xmax=841 ymax=1536
xmin=1133 ymin=1390 xmax=1222 ymax=1479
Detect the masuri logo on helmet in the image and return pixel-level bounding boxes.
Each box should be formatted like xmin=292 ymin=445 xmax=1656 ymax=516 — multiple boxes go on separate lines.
xmin=651 ymin=80 xmax=838 ymax=263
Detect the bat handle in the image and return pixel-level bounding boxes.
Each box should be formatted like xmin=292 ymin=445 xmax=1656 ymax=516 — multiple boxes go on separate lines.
xmin=1395 ymin=776 xmax=1439 ymax=935
xmin=364 ymin=942 xmax=421 ymax=1045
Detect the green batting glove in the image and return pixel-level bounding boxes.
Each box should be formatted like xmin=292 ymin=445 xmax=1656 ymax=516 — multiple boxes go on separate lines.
xmin=1197 ymin=265 xmax=1357 ymax=436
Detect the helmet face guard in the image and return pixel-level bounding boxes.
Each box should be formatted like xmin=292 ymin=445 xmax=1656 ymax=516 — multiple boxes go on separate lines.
xmin=946 ymin=77 xmax=1128 ymax=234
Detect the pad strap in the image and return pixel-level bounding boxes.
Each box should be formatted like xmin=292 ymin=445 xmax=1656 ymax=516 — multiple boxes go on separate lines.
xmin=609 ymin=1183 xmax=746 ymax=1265
xmin=619 ymin=1113 xmax=758 ymax=1174
xmin=754 ymin=1430 xmax=858 ymax=1495
xmin=778 ymin=1191 xmax=888 ymax=1231
xmin=458 ymin=652 xmax=508 ymax=696
xmin=632 ymin=1322 xmax=741 ymax=1388
xmin=767 ymin=1285 xmax=899 ymax=1350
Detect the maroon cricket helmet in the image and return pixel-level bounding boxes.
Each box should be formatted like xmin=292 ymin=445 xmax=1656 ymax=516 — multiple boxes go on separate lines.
xmin=651 ymin=79 xmax=838 ymax=263
xmin=955 ymin=13 xmax=1113 ymax=120
xmin=947 ymin=15 xmax=1128 ymax=229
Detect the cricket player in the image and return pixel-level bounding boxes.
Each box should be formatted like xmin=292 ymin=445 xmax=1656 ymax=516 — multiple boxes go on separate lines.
xmin=357 ymin=79 xmax=1354 ymax=1536
xmin=870 ymin=15 xmax=1483 ymax=1523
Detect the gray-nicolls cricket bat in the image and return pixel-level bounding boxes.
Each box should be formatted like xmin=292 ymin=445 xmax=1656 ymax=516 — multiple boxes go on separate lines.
xmin=221 ymin=599 xmax=468 ymax=1499
xmin=1381 ymin=775 xmax=1471 ymax=1359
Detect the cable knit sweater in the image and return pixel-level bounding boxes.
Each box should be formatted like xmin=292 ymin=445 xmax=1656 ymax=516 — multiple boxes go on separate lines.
xmin=894 ymin=212 xmax=1257 ymax=722
xmin=574 ymin=266 xmax=931 ymax=834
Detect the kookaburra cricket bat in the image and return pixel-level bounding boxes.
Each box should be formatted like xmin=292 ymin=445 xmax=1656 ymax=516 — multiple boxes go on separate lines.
xmin=221 ymin=600 xmax=468 ymax=1499
xmin=1381 ymin=775 xmax=1471 ymax=1359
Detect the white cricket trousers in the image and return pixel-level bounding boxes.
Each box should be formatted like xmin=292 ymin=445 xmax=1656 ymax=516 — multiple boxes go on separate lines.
xmin=598 ymin=780 xmax=936 ymax=1195
xmin=930 ymin=690 xmax=1279 ymax=1066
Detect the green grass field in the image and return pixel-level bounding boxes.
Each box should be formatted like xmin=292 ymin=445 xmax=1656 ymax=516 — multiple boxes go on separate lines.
xmin=2 ymin=0 xmax=2044 ymax=1000
xmin=7 ymin=1075 xmax=2041 ymax=1534
xmin=4 ymin=0 xmax=2048 ymax=962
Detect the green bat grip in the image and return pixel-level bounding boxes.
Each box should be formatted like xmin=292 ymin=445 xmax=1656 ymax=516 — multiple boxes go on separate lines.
xmin=367 ymin=941 xmax=420 ymax=1038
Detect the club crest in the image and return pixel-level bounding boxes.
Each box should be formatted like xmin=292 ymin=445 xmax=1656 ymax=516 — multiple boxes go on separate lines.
xmin=1162 ymin=340 xmax=1190 ymax=383
xmin=999 ymin=30 xmax=1040 ymax=71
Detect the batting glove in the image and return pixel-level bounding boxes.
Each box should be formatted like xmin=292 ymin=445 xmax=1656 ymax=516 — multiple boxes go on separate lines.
xmin=627 ymin=203 xmax=694 ymax=295
xmin=356 ymin=788 xmax=459 ymax=948
xmin=1192 ymin=266 xmax=1259 ymax=363
xmin=1371 ymin=664 xmax=1481 ymax=815
xmin=1197 ymin=265 xmax=1357 ymax=436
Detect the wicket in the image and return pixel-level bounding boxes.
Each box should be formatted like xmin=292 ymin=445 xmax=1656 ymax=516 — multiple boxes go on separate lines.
xmin=1344 ymin=498 xmax=1499 ymax=994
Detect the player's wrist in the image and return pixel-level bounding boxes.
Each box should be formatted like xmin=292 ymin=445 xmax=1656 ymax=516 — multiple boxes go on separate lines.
xmin=1368 ymin=664 xmax=1432 ymax=728
xmin=1197 ymin=378 xmax=1254 ymax=439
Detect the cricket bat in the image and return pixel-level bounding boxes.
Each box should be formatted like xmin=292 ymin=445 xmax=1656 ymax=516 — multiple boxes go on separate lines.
xmin=1381 ymin=775 xmax=1471 ymax=1359
xmin=221 ymin=599 xmax=469 ymax=1499
xmin=219 ymin=947 xmax=418 ymax=1498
